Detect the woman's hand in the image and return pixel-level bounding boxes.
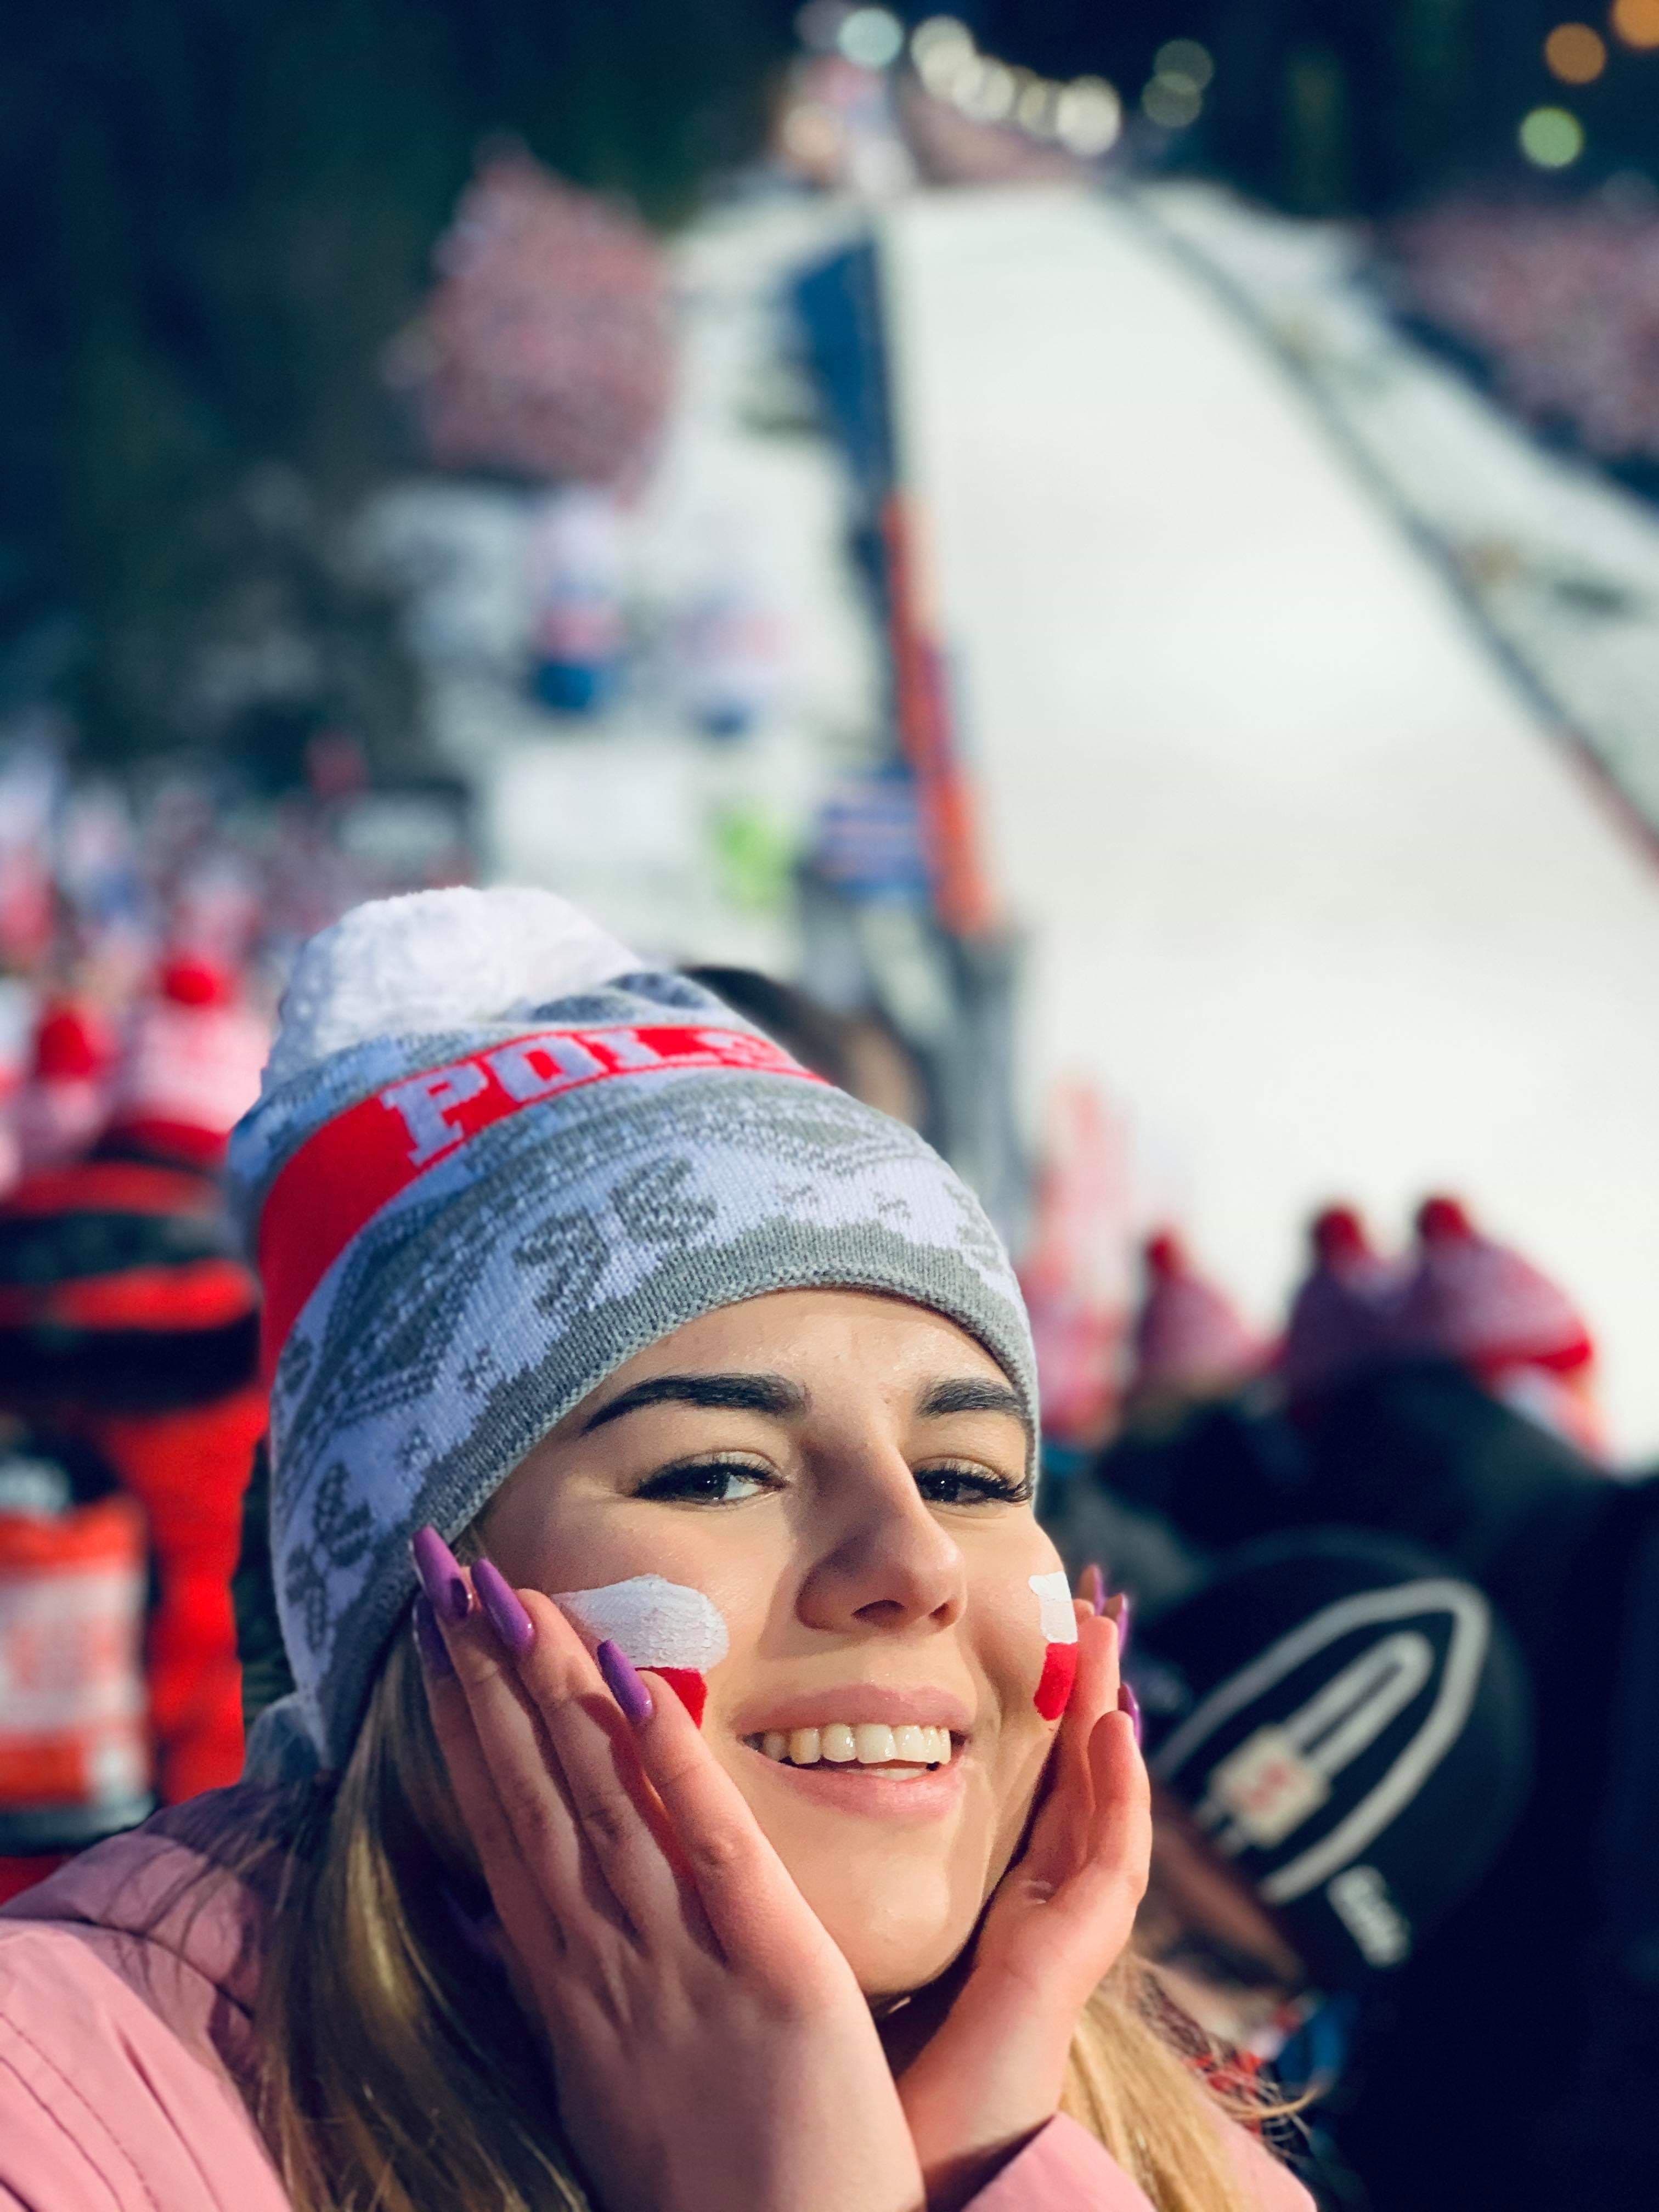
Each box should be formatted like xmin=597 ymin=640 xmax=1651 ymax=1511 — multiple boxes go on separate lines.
xmin=895 ymin=1594 xmax=1150 ymax=2211
xmin=413 ymin=1539 xmax=925 ymax=2212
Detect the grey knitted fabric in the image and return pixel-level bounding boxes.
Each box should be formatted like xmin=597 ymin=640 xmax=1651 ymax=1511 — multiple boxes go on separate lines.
xmin=232 ymin=966 xmax=1037 ymax=1771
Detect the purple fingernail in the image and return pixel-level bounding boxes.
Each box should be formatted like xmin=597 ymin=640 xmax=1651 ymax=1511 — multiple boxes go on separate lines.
xmin=1118 ymin=1679 xmax=1142 ymax=1746
xmin=411 ymin=1593 xmax=453 ymax=1677
xmin=596 ymin=1639 xmax=654 ymax=1725
xmin=473 ymin=1558 xmax=536 ymax=1657
xmin=1080 ymin=1562 xmax=1107 ymax=1616
xmin=411 ymin=1525 xmax=471 ymax=1626
xmin=1116 ymin=1593 xmax=1133 ymax=1656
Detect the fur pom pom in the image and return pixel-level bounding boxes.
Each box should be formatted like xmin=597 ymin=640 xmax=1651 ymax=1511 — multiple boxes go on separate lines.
xmin=263 ymin=887 xmax=640 ymax=1092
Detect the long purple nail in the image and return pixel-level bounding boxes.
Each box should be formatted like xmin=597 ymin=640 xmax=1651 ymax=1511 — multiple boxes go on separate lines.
xmin=1118 ymin=1679 xmax=1143 ymax=1746
xmin=411 ymin=1593 xmax=454 ymax=1676
xmin=1116 ymin=1593 xmax=1133 ymax=1656
xmin=411 ymin=1526 xmax=471 ymax=1626
xmin=473 ymin=1558 xmax=536 ymax=1657
xmin=1080 ymin=1562 xmax=1107 ymax=1616
xmin=596 ymin=1639 xmax=654 ymax=1725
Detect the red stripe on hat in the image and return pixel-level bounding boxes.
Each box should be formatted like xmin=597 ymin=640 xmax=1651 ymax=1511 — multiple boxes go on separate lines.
xmin=256 ymin=1023 xmax=820 ymax=1377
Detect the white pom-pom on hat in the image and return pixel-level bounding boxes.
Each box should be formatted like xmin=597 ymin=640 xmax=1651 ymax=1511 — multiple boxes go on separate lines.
xmin=263 ymin=887 xmax=641 ymax=1094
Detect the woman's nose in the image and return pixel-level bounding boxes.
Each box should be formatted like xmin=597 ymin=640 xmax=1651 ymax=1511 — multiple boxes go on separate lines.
xmin=795 ymin=1462 xmax=965 ymax=1633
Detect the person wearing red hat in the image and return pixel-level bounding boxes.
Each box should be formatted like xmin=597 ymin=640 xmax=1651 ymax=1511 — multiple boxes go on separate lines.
xmin=1394 ymin=1194 xmax=1605 ymax=1459
xmin=14 ymin=998 xmax=114 ymax=1176
xmin=1279 ymin=1204 xmax=1402 ymax=1410
xmin=0 ymin=957 xmax=271 ymax=1866
xmin=1126 ymin=1232 xmax=1267 ymax=1420
xmin=0 ymin=1149 xmax=264 ymax=1832
xmin=99 ymin=953 xmax=268 ymax=1172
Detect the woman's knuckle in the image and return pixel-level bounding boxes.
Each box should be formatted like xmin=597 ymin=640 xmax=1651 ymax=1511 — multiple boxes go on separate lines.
xmin=687 ymin=1827 xmax=748 ymax=1882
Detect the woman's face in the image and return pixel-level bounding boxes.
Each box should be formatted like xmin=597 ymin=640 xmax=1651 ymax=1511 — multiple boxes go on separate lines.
xmin=482 ymin=1288 xmax=1066 ymax=1999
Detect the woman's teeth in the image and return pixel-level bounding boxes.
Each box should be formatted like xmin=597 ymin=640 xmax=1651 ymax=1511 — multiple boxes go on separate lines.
xmin=749 ymin=1723 xmax=953 ymax=1769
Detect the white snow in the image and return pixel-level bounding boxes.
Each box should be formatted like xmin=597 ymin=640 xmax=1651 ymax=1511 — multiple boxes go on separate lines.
xmin=883 ymin=185 xmax=1659 ymax=1456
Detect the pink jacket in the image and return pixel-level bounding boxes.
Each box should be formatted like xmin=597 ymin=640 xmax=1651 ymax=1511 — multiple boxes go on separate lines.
xmin=0 ymin=1798 xmax=1310 ymax=2212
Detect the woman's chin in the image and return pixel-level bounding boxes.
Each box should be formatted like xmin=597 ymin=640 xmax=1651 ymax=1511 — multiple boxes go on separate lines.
xmin=788 ymin=1869 xmax=978 ymax=2001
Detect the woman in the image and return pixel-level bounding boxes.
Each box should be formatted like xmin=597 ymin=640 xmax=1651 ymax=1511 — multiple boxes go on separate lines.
xmin=0 ymin=888 xmax=1309 ymax=2212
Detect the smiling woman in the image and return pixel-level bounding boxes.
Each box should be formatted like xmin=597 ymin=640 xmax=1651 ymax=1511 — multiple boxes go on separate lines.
xmin=0 ymin=889 xmax=1309 ymax=2212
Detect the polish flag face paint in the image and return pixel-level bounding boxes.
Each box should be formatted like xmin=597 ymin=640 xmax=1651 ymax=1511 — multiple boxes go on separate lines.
xmin=1030 ymin=1570 xmax=1080 ymax=1720
xmin=551 ymin=1575 xmax=729 ymax=1726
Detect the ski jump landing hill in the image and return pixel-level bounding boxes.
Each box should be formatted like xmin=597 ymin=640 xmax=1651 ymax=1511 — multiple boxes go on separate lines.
xmin=882 ymin=185 xmax=1659 ymax=1456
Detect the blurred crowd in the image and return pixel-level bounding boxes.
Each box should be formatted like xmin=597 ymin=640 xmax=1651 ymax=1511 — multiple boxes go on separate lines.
xmin=0 ymin=732 xmax=475 ymax=1890
xmin=1387 ymin=191 xmax=1659 ymax=473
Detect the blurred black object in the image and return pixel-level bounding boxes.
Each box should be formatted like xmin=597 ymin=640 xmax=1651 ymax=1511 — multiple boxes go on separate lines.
xmin=1138 ymin=1529 xmax=1534 ymax=1996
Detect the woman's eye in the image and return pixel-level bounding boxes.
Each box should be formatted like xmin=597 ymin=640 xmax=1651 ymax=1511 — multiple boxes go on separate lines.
xmin=915 ymin=1464 xmax=1033 ymax=1507
xmin=634 ymin=1460 xmax=776 ymax=1505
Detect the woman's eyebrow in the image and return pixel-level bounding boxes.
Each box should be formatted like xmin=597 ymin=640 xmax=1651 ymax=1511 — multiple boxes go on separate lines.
xmin=580 ymin=1372 xmax=810 ymax=1433
xmin=917 ymin=1376 xmax=1031 ymax=1436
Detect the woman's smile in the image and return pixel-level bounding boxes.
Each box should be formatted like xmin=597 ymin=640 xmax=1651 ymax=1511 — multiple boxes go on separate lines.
xmin=733 ymin=1684 xmax=972 ymax=1818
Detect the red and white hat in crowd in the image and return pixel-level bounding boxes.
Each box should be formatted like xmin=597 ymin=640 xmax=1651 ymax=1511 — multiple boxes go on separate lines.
xmin=15 ymin=999 xmax=116 ymax=1175
xmin=1125 ymin=1229 xmax=1266 ymax=1412
xmin=1280 ymin=1203 xmax=1403 ymax=1406
xmin=101 ymin=955 xmax=269 ymax=1171
xmin=1393 ymin=1194 xmax=1605 ymax=1458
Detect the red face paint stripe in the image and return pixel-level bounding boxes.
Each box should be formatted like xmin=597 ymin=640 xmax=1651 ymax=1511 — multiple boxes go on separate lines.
xmin=653 ymin=1667 xmax=708 ymax=1726
xmin=255 ymin=1024 xmax=820 ymax=1376
xmin=1034 ymin=1642 xmax=1079 ymax=1721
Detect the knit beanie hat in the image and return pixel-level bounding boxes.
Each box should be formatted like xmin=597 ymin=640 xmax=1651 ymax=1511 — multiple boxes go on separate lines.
xmin=1126 ymin=1232 xmax=1264 ymax=1410
xmin=1279 ymin=1205 xmax=1401 ymax=1406
xmin=1392 ymin=1195 xmax=1593 ymax=1379
xmin=16 ymin=1000 xmax=115 ymax=1174
xmin=103 ymin=957 xmax=269 ymax=1171
xmin=1136 ymin=1531 xmax=1533 ymax=1989
xmin=233 ymin=887 xmax=1036 ymax=1773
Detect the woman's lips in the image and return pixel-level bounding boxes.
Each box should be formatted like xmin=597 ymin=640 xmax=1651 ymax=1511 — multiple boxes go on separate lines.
xmin=729 ymin=1689 xmax=975 ymax=1824
xmin=728 ymin=1684 xmax=973 ymax=1739
xmin=741 ymin=1741 xmax=968 ymax=1822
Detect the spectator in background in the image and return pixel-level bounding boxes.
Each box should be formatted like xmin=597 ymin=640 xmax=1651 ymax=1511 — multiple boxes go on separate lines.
xmin=682 ymin=962 xmax=926 ymax=1127
xmin=1132 ymin=1532 xmax=1534 ymax=2210
xmin=0 ymin=955 xmax=267 ymax=1839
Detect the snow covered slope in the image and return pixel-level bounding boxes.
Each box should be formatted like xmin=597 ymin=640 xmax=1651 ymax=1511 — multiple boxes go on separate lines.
xmin=883 ymin=185 xmax=1659 ymax=1455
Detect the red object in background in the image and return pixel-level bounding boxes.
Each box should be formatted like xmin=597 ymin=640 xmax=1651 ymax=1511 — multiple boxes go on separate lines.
xmin=1127 ymin=1231 xmax=1267 ymax=1411
xmin=1018 ymin=1080 xmax=1131 ymax=1450
xmin=102 ymin=957 xmax=268 ymax=1173
xmin=0 ymin=1492 xmax=151 ymax=1900
xmin=1280 ymin=1202 xmax=1403 ymax=1406
xmin=84 ymin=1386 xmax=267 ymax=1802
xmin=32 ymin=1002 xmax=114 ymax=1082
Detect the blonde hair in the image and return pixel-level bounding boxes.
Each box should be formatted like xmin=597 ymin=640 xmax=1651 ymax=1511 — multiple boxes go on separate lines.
xmin=250 ymin=1628 xmax=1274 ymax=2212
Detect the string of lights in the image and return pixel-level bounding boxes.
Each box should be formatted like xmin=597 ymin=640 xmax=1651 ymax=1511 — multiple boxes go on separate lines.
xmin=796 ymin=6 xmax=1220 ymax=163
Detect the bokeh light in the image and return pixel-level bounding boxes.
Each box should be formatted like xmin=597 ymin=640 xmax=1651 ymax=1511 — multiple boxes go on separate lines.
xmin=956 ymin=57 xmax=1017 ymax=123
xmin=911 ymin=16 xmax=977 ymax=100
xmin=837 ymin=7 xmax=904 ymax=70
xmin=1545 ymin=22 xmax=1608 ymax=80
xmin=1610 ymin=0 xmax=1659 ymax=48
xmin=1143 ymin=74 xmax=1203 ymax=129
xmin=1154 ymin=39 xmax=1215 ymax=92
xmin=1054 ymin=77 xmax=1122 ymax=157
xmin=1519 ymin=105 xmax=1586 ymax=165
xmin=1014 ymin=74 xmax=1059 ymax=136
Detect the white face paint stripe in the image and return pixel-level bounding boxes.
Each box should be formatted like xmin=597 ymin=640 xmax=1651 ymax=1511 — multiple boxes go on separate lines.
xmin=551 ymin=1575 xmax=730 ymax=1671
xmin=1030 ymin=1570 xmax=1079 ymax=1645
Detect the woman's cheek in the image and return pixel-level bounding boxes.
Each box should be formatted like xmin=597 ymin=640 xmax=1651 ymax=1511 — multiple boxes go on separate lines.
xmin=551 ymin=1573 xmax=728 ymax=1725
xmin=1029 ymin=1567 xmax=1080 ymax=1719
